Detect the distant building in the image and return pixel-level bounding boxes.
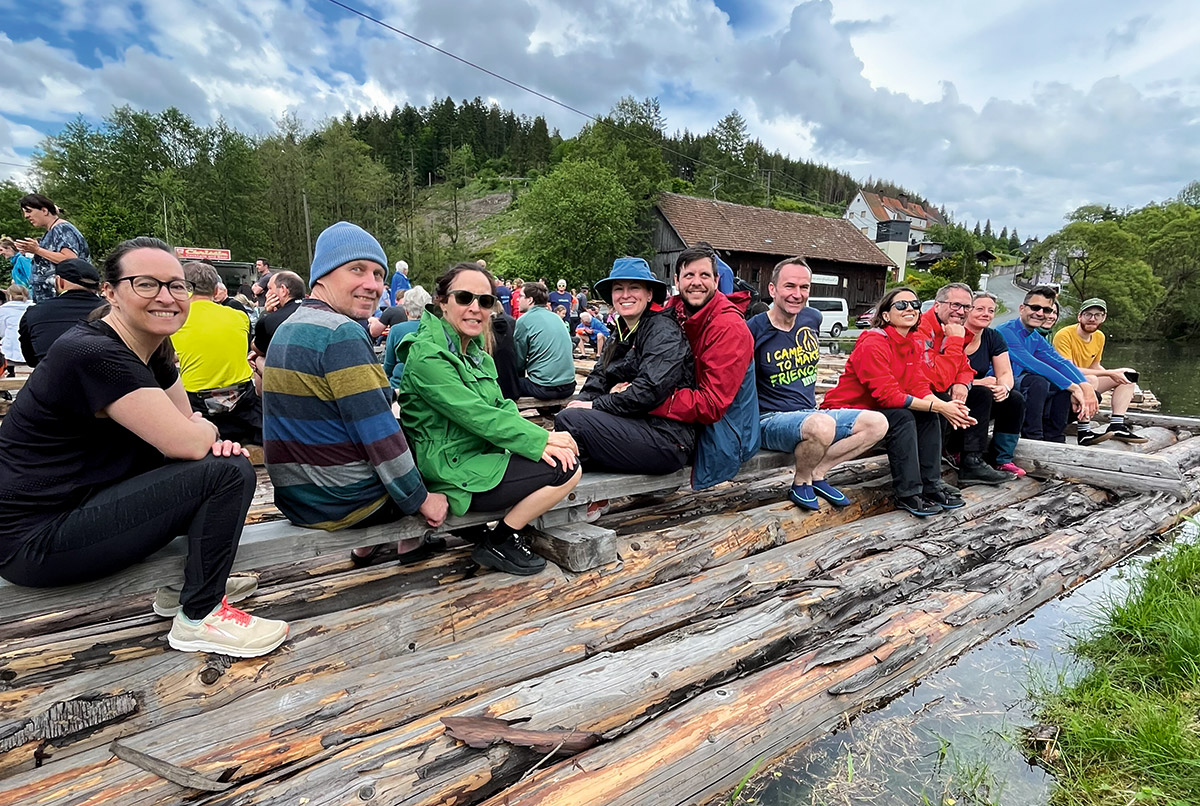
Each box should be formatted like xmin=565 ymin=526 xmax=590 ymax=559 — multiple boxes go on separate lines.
xmin=843 ymin=190 xmax=944 ymax=244
xmin=652 ymin=192 xmax=896 ymax=315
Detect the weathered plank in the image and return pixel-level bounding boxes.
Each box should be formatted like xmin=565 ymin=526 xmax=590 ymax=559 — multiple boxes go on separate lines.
xmin=1013 ymin=438 xmax=1187 ymax=497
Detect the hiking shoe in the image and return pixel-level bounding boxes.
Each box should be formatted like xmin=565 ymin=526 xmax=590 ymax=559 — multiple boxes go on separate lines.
xmin=788 ymin=483 xmax=820 ymax=511
xmin=1105 ymin=422 xmax=1149 ymax=444
xmin=472 ymin=532 xmax=547 ymax=576
xmin=1077 ymin=429 xmax=1112 ymax=447
xmin=923 ymin=483 xmax=965 ymax=510
xmin=167 ymin=597 xmax=289 ymax=657
xmin=957 ymin=453 xmax=1010 ymax=486
xmin=941 ymin=452 xmax=960 ymax=470
xmin=995 ymin=461 xmax=1026 ymax=477
xmin=153 ymin=576 xmax=259 ymax=618
xmin=896 ymin=495 xmax=941 ymax=517
xmin=812 ymin=479 xmax=851 ymax=508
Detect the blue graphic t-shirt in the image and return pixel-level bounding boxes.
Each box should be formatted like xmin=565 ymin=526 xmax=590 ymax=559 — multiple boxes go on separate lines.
xmin=748 ymin=307 xmax=822 ymax=412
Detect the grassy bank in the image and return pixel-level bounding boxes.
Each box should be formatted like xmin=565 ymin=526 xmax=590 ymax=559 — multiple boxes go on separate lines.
xmin=1033 ymin=531 xmax=1200 ymax=805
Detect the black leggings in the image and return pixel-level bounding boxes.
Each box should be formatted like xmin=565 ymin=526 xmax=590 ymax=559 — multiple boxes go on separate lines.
xmin=942 ymin=386 xmax=1026 ymax=454
xmin=469 ymin=454 xmax=576 ymax=512
xmin=554 ymin=408 xmax=693 ymax=475
xmin=879 ymin=408 xmax=943 ymax=498
xmin=0 ymin=454 xmax=256 ymax=620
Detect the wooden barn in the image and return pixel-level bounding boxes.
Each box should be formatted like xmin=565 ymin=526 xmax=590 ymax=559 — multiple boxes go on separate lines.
xmin=652 ymin=193 xmax=897 ymax=315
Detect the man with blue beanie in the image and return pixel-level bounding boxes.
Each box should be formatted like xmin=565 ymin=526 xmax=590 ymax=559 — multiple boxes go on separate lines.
xmin=263 ymin=222 xmax=448 ymax=564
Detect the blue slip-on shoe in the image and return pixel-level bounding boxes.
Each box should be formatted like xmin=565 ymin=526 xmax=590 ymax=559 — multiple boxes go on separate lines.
xmin=788 ymin=484 xmax=821 ymax=511
xmin=811 ymin=479 xmax=851 ymax=508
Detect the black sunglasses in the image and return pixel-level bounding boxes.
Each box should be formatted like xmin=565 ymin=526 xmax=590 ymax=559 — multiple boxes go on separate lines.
xmin=889 ymin=299 xmax=921 ymax=311
xmin=448 ymin=290 xmax=497 ymax=309
xmin=1025 ymin=303 xmax=1055 ymax=314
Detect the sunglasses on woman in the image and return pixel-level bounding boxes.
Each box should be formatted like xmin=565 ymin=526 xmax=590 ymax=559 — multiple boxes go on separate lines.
xmin=889 ymin=299 xmax=921 ymax=311
xmin=448 ymin=290 xmax=497 ymax=309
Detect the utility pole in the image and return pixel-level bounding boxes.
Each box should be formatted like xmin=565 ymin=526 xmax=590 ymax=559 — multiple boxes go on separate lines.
xmin=302 ymin=190 xmax=314 ymax=268
xmin=765 ymin=170 xmax=772 ymax=207
xmin=162 ymin=194 xmax=170 ymax=243
xmin=710 ymin=177 xmax=720 ymax=200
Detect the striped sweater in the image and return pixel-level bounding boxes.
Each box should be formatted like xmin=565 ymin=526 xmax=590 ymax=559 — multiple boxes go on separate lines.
xmin=263 ymin=299 xmax=428 ymax=530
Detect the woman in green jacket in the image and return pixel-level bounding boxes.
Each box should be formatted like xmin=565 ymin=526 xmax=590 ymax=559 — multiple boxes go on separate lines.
xmin=397 ymin=263 xmax=581 ymax=576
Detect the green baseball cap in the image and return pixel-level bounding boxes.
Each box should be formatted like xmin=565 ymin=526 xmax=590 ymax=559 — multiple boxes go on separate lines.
xmin=1080 ymin=297 xmax=1107 ymax=313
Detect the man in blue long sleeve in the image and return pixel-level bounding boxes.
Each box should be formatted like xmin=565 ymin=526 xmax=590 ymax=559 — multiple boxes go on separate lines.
xmin=996 ymin=286 xmax=1098 ymax=443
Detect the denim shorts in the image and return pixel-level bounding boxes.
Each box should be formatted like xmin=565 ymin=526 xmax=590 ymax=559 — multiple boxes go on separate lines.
xmin=759 ymin=409 xmax=863 ymax=453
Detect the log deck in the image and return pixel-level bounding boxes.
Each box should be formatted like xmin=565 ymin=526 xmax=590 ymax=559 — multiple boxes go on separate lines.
xmin=1 ymin=413 xmax=1198 ymax=806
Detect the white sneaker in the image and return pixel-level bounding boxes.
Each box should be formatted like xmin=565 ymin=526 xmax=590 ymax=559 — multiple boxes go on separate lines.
xmin=168 ymin=597 xmax=288 ymax=657
xmin=153 ymin=575 xmax=259 ymax=618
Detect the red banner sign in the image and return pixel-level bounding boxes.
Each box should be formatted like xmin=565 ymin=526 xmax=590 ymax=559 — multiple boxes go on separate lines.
xmin=174 ymin=247 xmax=232 ymax=261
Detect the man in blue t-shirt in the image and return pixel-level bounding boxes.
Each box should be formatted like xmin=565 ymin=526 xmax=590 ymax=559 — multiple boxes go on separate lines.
xmin=495 ymin=279 xmax=512 ymax=316
xmin=548 ymin=279 xmax=574 ymax=312
xmin=748 ymin=257 xmax=888 ymax=511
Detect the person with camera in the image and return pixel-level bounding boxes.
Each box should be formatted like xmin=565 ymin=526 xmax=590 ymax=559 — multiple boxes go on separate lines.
xmin=1052 ymin=297 xmax=1147 ymax=445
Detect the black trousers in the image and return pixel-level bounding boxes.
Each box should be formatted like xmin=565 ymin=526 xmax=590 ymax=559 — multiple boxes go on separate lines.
xmin=880 ymin=408 xmax=942 ymax=498
xmin=944 ymin=386 xmax=1027 ymax=454
xmin=555 ymin=408 xmax=693 ymax=475
xmin=1018 ymin=374 xmax=1072 ymax=442
xmin=517 ymin=377 xmax=576 ymax=401
xmin=0 ymin=454 xmax=256 ymax=620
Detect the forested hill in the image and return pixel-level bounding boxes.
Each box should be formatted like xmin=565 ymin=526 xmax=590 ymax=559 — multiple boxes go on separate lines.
xmin=1 ymin=96 xmax=932 ymax=284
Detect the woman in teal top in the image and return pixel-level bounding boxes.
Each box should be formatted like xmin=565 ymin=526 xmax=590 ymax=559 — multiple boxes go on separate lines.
xmin=397 ymin=263 xmax=581 ymax=575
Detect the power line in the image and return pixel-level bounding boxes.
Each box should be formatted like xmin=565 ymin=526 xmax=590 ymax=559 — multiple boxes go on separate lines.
xmin=0 ymin=160 xmax=31 ymax=169
xmin=320 ymin=0 xmax=839 ymax=208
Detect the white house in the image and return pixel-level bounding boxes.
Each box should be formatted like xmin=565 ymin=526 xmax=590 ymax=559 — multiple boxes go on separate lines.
xmin=844 ymin=190 xmax=944 ymax=244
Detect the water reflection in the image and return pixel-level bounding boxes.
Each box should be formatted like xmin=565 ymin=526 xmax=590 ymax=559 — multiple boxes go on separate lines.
xmin=1101 ymin=341 xmax=1200 ymax=417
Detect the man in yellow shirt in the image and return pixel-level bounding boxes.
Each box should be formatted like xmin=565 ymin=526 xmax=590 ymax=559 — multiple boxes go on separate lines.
xmin=1052 ymin=297 xmax=1146 ymax=445
xmin=173 ymin=261 xmax=262 ymax=445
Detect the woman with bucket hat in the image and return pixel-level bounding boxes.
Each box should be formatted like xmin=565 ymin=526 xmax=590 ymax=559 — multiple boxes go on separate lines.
xmin=554 ymin=257 xmax=696 ymax=474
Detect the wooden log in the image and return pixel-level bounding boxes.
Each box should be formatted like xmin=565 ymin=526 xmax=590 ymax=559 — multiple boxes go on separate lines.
xmin=2 ymin=480 xmax=1100 ymax=802
xmin=474 ymin=487 xmax=1192 ymax=806
xmin=530 ymin=522 xmax=617 ymax=571
xmin=1013 ymin=439 xmax=1186 ymax=497
xmin=1154 ymin=435 xmax=1200 ymax=473
xmin=0 ymin=480 xmax=1033 ymax=780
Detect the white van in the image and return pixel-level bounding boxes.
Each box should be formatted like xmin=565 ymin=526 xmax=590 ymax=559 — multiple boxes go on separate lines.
xmin=806 ymin=297 xmax=850 ymax=337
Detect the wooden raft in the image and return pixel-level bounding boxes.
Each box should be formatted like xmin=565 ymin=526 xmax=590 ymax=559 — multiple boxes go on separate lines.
xmin=2 ymin=421 xmax=1200 ymax=805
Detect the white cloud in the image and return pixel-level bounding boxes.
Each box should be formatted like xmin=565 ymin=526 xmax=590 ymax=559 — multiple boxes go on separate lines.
xmin=0 ymin=0 xmax=1198 ymax=234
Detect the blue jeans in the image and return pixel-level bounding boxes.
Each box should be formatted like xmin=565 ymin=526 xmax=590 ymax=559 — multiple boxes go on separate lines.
xmin=759 ymin=409 xmax=862 ymax=453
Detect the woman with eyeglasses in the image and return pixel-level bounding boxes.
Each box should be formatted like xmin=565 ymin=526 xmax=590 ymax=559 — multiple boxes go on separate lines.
xmin=822 ymin=287 xmax=976 ymax=517
xmin=397 ymin=262 xmax=581 ymax=576
xmin=956 ymin=292 xmax=1027 ymax=476
xmin=0 ymin=236 xmax=288 ymax=657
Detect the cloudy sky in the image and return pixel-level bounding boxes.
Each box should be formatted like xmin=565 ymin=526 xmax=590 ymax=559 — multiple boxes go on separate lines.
xmin=2 ymin=0 xmax=1198 ymax=237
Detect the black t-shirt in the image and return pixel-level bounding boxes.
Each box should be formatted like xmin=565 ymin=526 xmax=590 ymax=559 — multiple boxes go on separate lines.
xmin=379 ymin=305 xmax=407 ymax=327
xmin=0 ymin=320 xmax=178 ymax=562
xmin=253 ymin=299 xmax=302 ymax=356
xmin=17 ymin=289 xmax=105 ymax=368
xmin=967 ymin=327 xmax=1009 ymax=379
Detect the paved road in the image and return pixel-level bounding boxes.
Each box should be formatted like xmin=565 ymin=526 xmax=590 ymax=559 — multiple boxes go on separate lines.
xmin=987 ymin=269 xmax=1025 ymax=326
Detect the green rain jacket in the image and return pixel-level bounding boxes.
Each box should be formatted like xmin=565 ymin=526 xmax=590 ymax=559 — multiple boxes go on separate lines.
xmin=397 ymin=309 xmax=550 ymax=515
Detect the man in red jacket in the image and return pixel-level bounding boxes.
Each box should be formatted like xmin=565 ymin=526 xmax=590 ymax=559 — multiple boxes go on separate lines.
xmin=648 ymin=246 xmax=758 ymax=488
xmin=916 ymin=282 xmax=1009 ymax=485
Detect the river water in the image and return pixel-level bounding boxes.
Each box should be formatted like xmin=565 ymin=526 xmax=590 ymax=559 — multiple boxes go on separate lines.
xmin=746 ymin=340 xmax=1200 ymax=806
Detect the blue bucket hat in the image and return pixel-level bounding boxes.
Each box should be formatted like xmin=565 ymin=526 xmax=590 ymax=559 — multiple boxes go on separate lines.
xmin=593 ymin=257 xmax=669 ymax=305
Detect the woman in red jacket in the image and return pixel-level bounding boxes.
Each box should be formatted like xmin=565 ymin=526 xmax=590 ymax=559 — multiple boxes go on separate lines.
xmin=822 ymin=287 xmax=975 ymax=517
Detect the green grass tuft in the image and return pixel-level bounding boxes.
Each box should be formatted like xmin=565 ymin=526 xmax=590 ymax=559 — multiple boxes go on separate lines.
xmin=1035 ymin=540 xmax=1200 ymax=805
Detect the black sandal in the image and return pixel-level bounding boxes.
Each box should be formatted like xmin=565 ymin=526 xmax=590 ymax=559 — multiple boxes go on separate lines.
xmin=397 ymin=536 xmax=448 ymax=565
xmin=349 ymin=544 xmax=383 ymax=567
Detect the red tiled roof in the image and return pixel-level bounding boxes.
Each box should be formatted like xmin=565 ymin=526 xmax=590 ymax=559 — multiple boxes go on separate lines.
xmin=860 ymin=190 xmax=943 ymax=226
xmin=656 ymin=193 xmax=896 ymax=268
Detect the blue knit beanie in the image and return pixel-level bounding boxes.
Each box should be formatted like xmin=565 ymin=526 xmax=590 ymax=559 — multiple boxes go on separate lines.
xmin=309 ymin=221 xmax=388 ymax=286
